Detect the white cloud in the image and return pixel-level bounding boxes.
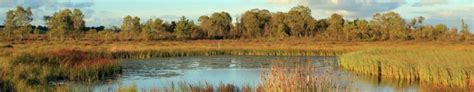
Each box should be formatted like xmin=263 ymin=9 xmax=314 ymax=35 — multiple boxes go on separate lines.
xmin=412 ymin=0 xmax=448 ymax=7
xmin=266 ymin=0 xmax=294 ymax=5
xmin=300 ymin=0 xmax=406 ymax=18
xmin=0 ymin=0 xmax=95 ymax=25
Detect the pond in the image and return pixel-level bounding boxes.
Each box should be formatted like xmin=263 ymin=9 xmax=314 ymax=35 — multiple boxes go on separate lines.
xmin=75 ymin=56 xmax=423 ymax=91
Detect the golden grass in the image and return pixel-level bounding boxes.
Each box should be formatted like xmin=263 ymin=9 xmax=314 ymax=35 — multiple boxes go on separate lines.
xmin=257 ymin=62 xmax=349 ymax=92
xmin=1 ymin=49 xmax=121 ymax=91
xmin=340 ymin=47 xmax=474 ymax=88
xmin=1 ymin=39 xmax=473 ymax=91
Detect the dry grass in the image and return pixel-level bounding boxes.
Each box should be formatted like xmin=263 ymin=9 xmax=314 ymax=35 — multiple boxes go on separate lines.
xmin=1 ymin=49 xmax=121 ymax=91
xmin=257 ymin=62 xmax=349 ymax=92
xmin=340 ymin=47 xmax=474 ymax=88
xmin=1 ymin=39 xmax=473 ymax=91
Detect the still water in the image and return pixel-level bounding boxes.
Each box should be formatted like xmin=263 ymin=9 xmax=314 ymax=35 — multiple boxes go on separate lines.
xmin=78 ymin=56 xmax=421 ymax=92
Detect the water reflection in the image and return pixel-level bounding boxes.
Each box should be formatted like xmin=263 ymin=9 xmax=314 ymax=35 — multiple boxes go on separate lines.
xmin=78 ymin=56 xmax=464 ymax=92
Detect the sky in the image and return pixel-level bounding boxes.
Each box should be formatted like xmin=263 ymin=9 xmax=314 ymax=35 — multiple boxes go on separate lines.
xmin=0 ymin=0 xmax=473 ymax=31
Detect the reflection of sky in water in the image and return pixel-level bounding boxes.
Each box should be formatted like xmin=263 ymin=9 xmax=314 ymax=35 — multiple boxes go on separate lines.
xmin=80 ymin=56 xmax=426 ymax=92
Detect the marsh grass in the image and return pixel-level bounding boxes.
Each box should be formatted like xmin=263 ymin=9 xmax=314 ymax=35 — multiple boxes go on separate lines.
xmin=1 ymin=40 xmax=473 ymax=91
xmin=257 ymin=62 xmax=349 ymax=92
xmin=340 ymin=48 xmax=474 ymax=89
xmin=2 ymin=49 xmax=121 ymax=91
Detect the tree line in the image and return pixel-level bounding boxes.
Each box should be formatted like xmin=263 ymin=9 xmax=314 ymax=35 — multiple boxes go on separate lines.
xmin=0 ymin=6 xmax=472 ymax=41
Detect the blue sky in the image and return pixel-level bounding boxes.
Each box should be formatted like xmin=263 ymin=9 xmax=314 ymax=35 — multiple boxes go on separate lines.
xmin=0 ymin=0 xmax=473 ymax=31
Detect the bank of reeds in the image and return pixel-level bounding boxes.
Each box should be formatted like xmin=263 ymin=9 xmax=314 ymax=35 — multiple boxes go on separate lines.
xmin=110 ymin=49 xmax=342 ymax=59
xmin=339 ymin=48 xmax=474 ymax=88
xmin=2 ymin=49 xmax=121 ymax=91
xmin=257 ymin=62 xmax=349 ymax=92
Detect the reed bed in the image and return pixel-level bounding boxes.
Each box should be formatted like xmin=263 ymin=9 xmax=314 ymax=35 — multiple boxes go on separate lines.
xmin=1 ymin=40 xmax=473 ymax=91
xmin=1 ymin=49 xmax=121 ymax=91
xmin=339 ymin=48 xmax=474 ymax=88
xmin=257 ymin=62 xmax=349 ymax=92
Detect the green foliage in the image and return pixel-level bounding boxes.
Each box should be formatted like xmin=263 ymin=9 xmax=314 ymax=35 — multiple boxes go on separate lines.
xmin=2 ymin=6 xmax=33 ymax=41
xmin=326 ymin=13 xmax=344 ymax=40
xmin=72 ymin=9 xmax=85 ymax=39
xmin=199 ymin=12 xmax=232 ymax=39
xmin=120 ymin=16 xmax=141 ymax=41
xmin=460 ymin=19 xmax=472 ymax=41
xmin=1 ymin=6 xmax=472 ymax=42
xmin=286 ymin=6 xmax=316 ymax=37
xmin=369 ymin=12 xmax=407 ymax=40
xmin=268 ymin=12 xmax=289 ymax=38
xmin=241 ymin=9 xmax=271 ymax=38
xmin=175 ymin=16 xmax=195 ymax=40
xmin=46 ymin=9 xmax=85 ymax=41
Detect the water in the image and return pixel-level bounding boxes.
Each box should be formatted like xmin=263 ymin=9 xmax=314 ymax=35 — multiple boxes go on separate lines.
xmin=78 ymin=56 xmax=425 ymax=92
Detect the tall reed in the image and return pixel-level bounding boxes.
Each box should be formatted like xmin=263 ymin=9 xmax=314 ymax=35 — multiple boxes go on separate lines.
xmin=3 ymin=49 xmax=121 ymax=91
xmin=340 ymin=48 xmax=474 ymax=88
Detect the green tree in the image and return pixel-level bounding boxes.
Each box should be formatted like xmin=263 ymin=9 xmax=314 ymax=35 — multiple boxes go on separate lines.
xmin=268 ymin=12 xmax=289 ymax=38
xmin=229 ymin=17 xmax=243 ymax=39
xmin=353 ymin=19 xmax=370 ymax=40
xmin=120 ymin=16 xmax=141 ymax=41
xmin=326 ymin=13 xmax=344 ymax=40
xmin=241 ymin=9 xmax=271 ymax=38
xmin=460 ymin=19 xmax=472 ymax=41
xmin=141 ymin=19 xmax=157 ymax=41
xmin=47 ymin=9 xmax=73 ymax=40
xmin=434 ymin=24 xmax=448 ymax=40
xmin=71 ymin=9 xmax=85 ymax=40
xmin=370 ymin=12 xmax=407 ymax=40
xmin=46 ymin=9 xmax=86 ymax=40
xmin=2 ymin=10 xmax=15 ymax=40
xmin=3 ymin=6 xmax=33 ymax=40
xmin=286 ymin=6 xmax=316 ymax=37
xmin=175 ymin=16 xmax=194 ymax=40
xmin=199 ymin=12 xmax=232 ymax=39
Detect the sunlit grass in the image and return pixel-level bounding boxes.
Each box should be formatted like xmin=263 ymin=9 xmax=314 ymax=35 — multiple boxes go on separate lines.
xmin=1 ymin=49 xmax=121 ymax=91
xmin=1 ymin=39 xmax=473 ymax=91
xmin=340 ymin=47 xmax=474 ymax=88
xmin=257 ymin=62 xmax=349 ymax=92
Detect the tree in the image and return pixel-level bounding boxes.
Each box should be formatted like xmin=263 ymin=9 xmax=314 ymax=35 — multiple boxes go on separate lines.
xmin=2 ymin=10 xmax=15 ymax=40
xmin=175 ymin=16 xmax=194 ymax=40
xmin=448 ymin=27 xmax=458 ymax=41
xmin=315 ymin=19 xmax=329 ymax=35
xmin=229 ymin=17 xmax=243 ymax=39
xmin=46 ymin=9 xmax=87 ymax=40
xmin=268 ymin=12 xmax=289 ymax=38
xmin=370 ymin=12 xmax=407 ymax=40
xmin=353 ymin=19 xmax=370 ymax=40
xmin=241 ymin=9 xmax=271 ymax=38
xmin=120 ymin=15 xmax=141 ymax=41
xmin=199 ymin=12 xmax=232 ymax=39
xmin=434 ymin=24 xmax=448 ymax=40
xmin=326 ymin=13 xmax=344 ymax=40
xmin=71 ymin=9 xmax=85 ymax=39
xmin=3 ymin=6 xmax=33 ymax=40
xmin=286 ymin=6 xmax=316 ymax=37
xmin=47 ymin=9 xmax=73 ymax=40
xmin=460 ymin=19 xmax=472 ymax=41
xmin=141 ymin=19 xmax=156 ymax=41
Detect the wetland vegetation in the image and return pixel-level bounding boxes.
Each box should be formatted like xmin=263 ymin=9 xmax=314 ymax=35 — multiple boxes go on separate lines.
xmin=0 ymin=4 xmax=473 ymax=92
